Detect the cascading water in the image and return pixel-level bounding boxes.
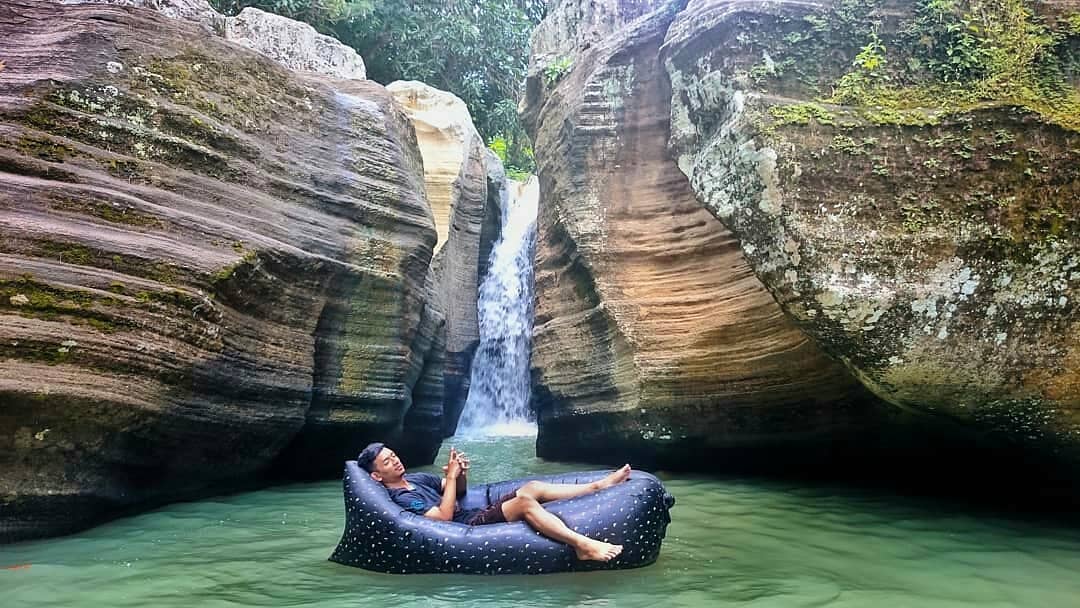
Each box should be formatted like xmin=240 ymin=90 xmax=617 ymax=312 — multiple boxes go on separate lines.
xmin=456 ymin=177 xmax=539 ymax=436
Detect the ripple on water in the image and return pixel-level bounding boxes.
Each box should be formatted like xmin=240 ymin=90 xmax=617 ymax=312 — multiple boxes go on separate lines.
xmin=4 ymin=437 xmax=1080 ymax=608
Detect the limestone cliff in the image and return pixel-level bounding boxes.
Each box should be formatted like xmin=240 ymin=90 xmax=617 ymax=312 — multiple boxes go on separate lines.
xmin=0 ymin=0 xmax=441 ymax=541
xmin=663 ymin=0 xmax=1079 ymax=467
xmin=522 ymin=0 xmax=889 ymax=469
xmin=388 ymin=81 xmax=502 ymax=433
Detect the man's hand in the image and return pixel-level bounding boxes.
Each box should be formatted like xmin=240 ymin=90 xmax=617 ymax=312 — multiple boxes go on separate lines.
xmin=446 ymin=450 xmax=463 ymax=479
xmin=426 ymin=453 xmax=462 ymax=522
xmin=442 ymin=447 xmax=469 ymax=478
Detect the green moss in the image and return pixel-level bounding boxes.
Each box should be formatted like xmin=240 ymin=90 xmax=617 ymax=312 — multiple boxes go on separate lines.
xmin=821 ymin=0 xmax=1080 ymax=131
xmin=829 ymin=135 xmax=868 ymax=155
xmin=210 ymin=250 xmax=258 ymax=284
xmin=14 ymin=136 xmax=77 ymax=162
xmin=745 ymin=1 xmax=1080 ymax=131
xmin=49 ymin=195 xmax=165 ymax=229
xmin=0 ymin=278 xmax=128 ymax=333
xmin=768 ymin=103 xmax=837 ymax=127
xmin=19 ymin=240 xmax=184 ymax=285
xmin=37 ymin=242 xmax=94 ymax=266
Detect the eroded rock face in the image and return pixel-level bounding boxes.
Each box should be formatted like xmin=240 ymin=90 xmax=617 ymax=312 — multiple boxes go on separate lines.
xmin=522 ymin=0 xmax=888 ymax=469
xmin=0 ymin=0 xmax=439 ymax=541
xmin=388 ymin=81 xmax=500 ymax=431
xmin=59 ymin=0 xmax=219 ymax=27
xmin=663 ymin=0 xmax=1080 ymax=464
xmin=223 ymin=8 xmax=366 ymax=80
xmin=60 ymin=1 xmax=366 ymax=80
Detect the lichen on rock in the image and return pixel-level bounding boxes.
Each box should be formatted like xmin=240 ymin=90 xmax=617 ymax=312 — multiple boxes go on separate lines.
xmin=662 ymin=0 xmax=1080 ymax=462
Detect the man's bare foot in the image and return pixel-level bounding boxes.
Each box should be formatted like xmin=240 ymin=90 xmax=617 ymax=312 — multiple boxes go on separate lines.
xmin=595 ymin=464 xmax=631 ymax=490
xmin=575 ymin=538 xmax=624 ymax=562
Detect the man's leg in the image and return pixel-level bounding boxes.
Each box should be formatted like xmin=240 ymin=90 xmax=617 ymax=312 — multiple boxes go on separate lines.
xmin=500 ymin=495 xmax=623 ymax=562
xmin=515 ymin=464 xmax=631 ymax=503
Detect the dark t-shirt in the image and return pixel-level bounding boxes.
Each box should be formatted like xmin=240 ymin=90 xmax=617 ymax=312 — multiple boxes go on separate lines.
xmin=388 ymin=473 xmax=478 ymax=524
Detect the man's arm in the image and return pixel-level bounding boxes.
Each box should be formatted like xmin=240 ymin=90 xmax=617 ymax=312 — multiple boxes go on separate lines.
xmin=423 ymin=475 xmax=458 ymax=521
xmin=440 ymin=448 xmax=469 ymax=497
xmin=453 ymin=450 xmax=469 ymax=497
xmin=425 ymin=454 xmax=462 ymax=521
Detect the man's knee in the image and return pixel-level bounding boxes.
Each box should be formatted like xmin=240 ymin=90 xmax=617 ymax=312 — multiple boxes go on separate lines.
xmin=516 ymin=480 xmax=544 ymax=500
xmin=502 ymin=495 xmax=541 ymax=521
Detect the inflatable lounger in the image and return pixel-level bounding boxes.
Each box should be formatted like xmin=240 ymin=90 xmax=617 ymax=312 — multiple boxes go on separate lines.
xmin=330 ymin=461 xmax=675 ymax=574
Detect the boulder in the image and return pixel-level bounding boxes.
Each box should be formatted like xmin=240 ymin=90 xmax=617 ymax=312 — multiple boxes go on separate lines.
xmin=663 ymin=0 xmax=1080 ymax=465
xmin=58 ymin=1 xmax=366 ymax=80
xmin=388 ymin=81 xmax=501 ymax=432
xmin=0 ymin=0 xmax=439 ymax=541
xmin=521 ymin=0 xmax=890 ymax=469
xmin=223 ymin=8 xmax=366 ymax=81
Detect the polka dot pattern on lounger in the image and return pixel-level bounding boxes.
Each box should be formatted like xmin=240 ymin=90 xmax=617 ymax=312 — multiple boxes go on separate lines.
xmin=329 ymin=462 xmax=676 ymax=575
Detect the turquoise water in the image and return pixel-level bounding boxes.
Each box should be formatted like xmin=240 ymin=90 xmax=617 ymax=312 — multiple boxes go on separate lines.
xmin=4 ymin=436 xmax=1080 ymax=607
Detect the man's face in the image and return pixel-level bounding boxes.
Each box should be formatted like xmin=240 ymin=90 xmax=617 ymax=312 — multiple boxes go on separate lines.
xmin=369 ymin=447 xmax=405 ymax=483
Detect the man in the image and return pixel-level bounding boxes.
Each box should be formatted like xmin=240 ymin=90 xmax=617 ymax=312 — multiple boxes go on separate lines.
xmin=356 ymin=442 xmax=630 ymax=562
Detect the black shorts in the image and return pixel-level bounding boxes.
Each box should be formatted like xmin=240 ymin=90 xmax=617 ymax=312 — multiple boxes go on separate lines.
xmin=465 ymin=490 xmax=518 ymax=526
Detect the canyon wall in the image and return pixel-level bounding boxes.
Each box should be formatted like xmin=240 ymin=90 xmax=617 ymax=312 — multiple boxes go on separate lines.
xmin=0 ymin=0 xmax=442 ymax=540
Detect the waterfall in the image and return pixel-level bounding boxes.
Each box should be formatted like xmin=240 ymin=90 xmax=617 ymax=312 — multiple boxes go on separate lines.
xmin=456 ymin=177 xmax=539 ymax=437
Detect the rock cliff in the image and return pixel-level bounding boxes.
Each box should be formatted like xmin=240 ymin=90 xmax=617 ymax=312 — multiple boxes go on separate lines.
xmin=663 ymin=0 xmax=1079 ymax=467
xmin=0 ymin=0 xmax=441 ymax=541
xmin=522 ymin=0 xmax=890 ymax=469
xmin=526 ymin=0 xmax=1079 ymax=474
xmin=387 ymin=81 xmax=502 ymax=433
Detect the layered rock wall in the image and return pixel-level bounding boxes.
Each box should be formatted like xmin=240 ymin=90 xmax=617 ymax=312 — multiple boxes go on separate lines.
xmin=522 ymin=0 xmax=889 ymax=469
xmin=527 ymin=0 xmax=1080 ymax=477
xmin=0 ymin=0 xmax=440 ymax=540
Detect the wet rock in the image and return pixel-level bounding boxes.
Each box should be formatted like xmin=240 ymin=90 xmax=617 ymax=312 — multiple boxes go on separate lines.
xmin=521 ymin=0 xmax=888 ymax=469
xmin=0 ymin=0 xmax=440 ymax=541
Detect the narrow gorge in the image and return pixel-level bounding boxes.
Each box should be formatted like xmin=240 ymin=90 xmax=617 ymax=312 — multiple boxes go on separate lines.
xmin=2 ymin=0 xmax=1079 ymax=551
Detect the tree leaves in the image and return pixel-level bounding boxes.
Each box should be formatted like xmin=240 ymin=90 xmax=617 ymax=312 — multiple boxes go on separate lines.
xmin=209 ymin=0 xmax=543 ymax=171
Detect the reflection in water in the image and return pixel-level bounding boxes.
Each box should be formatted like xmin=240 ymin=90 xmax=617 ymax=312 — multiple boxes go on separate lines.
xmin=4 ymin=436 xmax=1080 ymax=607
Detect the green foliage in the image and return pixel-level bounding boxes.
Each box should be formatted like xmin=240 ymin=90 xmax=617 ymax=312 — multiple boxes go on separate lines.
xmin=488 ymin=135 xmax=534 ymax=180
xmin=542 ymin=56 xmax=574 ymax=86
xmin=211 ymin=0 xmax=361 ymax=30
xmin=814 ymin=0 xmax=1080 ymax=131
xmin=832 ymin=33 xmax=890 ymax=104
xmin=905 ymin=0 xmax=992 ymax=83
xmin=210 ymin=0 xmax=545 ymax=173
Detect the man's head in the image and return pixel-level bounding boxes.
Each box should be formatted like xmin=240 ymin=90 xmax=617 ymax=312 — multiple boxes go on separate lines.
xmin=357 ymin=442 xmax=405 ymax=485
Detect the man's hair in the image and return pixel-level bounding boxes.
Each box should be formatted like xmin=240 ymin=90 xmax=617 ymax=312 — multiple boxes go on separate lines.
xmin=356 ymin=442 xmax=385 ymax=473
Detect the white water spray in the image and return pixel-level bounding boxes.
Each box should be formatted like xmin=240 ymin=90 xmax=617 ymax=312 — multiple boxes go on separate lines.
xmin=456 ymin=177 xmax=539 ymax=437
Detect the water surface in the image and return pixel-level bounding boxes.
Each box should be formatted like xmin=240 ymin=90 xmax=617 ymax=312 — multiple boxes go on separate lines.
xmin=4 ymin=436 xmax=1080 ymax=607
